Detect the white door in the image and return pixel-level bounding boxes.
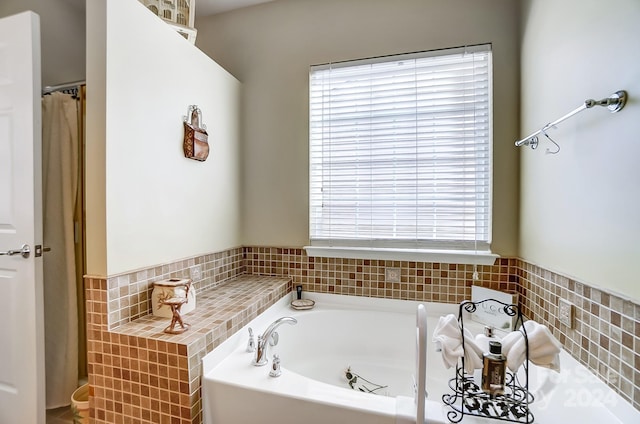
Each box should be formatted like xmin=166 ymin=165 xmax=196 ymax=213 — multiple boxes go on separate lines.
xmin=0 ymin=11 xmax=45 ymax=424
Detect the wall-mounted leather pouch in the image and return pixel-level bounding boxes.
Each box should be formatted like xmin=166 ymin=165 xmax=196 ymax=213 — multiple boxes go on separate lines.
xmin=183 ymin=105 xmax=209 ymax=161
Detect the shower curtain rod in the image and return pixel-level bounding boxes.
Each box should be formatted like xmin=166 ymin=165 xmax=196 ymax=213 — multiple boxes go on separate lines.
xmin=515 ymin=90 xmax=627 ymax=150
xmin=42 ymin=80 xmax=86 ymax=95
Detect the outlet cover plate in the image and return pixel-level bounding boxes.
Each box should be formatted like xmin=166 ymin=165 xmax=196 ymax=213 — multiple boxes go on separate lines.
xmin=558 ymin=299 xmax=574 ymax=328
xmin=190 ymin=264 xmax=202 ymax=281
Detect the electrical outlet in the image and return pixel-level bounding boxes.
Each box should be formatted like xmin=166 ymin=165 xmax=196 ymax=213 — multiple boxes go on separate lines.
xmin=385 ymin=267 xmax=401 ymax=283
xmin=558 ymin=299 xmax=574 ymax=328
xmin=189 ymin=264 xmax=202 ymax=281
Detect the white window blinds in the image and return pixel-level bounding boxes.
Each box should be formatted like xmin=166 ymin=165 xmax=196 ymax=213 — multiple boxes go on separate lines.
xmin=309 ymin=44 xmax=492 ymax=251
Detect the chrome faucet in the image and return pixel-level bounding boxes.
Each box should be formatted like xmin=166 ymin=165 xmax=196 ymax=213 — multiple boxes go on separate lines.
xmin=246 ymin=327 xmax=256 ymax=353
xmin=252 ymin=316 xmax=297 ymax=366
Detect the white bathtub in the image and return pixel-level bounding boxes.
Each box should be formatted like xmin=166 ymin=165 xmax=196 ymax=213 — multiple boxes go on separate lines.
xmin=202 ymin=293 xmax=639 ymax=424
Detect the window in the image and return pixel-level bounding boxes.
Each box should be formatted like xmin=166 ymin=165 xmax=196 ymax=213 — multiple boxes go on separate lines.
xmin=308 ymin=44 xmax=493 ymax=262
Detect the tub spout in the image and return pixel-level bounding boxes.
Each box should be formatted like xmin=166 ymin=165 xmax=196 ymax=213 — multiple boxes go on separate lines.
xmin=252 ymin=317 xmax=297 ymax=366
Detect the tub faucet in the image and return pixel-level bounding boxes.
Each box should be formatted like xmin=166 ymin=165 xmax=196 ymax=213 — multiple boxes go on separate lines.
xmin=252 ymin=316 xmax=297 ymax=366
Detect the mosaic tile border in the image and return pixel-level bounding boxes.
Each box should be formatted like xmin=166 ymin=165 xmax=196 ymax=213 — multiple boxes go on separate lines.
xmin=86 ymin=274 xmax=291 ymax=424
xmin=106 ymin=247 xmax=245 ymax=329
xmin=244 ymin=246 xmax=518 ymax=303
xmin=243 ymin=246 xmax=640 ymax=411
xmin=88 ymin=245 xmax=639 ymax=423
xmin=515 ymin=260 xmax=640 ymax=410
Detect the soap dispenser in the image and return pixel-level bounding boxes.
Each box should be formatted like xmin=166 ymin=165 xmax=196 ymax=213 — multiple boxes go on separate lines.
xmin=481 ymin=341 xmax=506 ymax=395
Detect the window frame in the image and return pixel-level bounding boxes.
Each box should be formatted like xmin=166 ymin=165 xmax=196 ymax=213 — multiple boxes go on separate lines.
xmin=306 ymin=44 xmax=497 ymax=265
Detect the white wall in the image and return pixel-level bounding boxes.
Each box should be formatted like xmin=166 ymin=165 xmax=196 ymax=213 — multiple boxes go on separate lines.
xmin=195 ymin=0 xmax=521 ymax=256
xmin=0 ymin=0 xmax=85 ymax=87
xmin=520 ymin=0 xmax=640 ymax=302
xmin=87 ymin=0 xmax=242 ymax=276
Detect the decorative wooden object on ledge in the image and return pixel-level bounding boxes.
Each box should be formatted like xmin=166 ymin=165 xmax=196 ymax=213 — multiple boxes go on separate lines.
xmin=161 ymin=297 xmax=191 ymax=334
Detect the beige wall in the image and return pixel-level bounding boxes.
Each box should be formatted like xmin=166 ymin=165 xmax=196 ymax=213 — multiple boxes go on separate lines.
xmin=195 ymin=0 xmax=521 ymax=256
xmin=520 ymin=0 xmax=640 ymax=302
xmin=0 ymin=0 xmax=85 ymax=87
xmin=86 ymin=0 xmax=242 ymax=276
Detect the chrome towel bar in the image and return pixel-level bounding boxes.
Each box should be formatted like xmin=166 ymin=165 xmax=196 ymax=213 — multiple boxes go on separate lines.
xmin=515 ymin=90 xmax=627 ymax=151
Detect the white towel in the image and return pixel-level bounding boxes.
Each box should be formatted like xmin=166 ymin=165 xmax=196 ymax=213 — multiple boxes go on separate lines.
xmin=432 ymin=314 xmax=484 ymax=374
xmin=501 ymin=320 xmax=562 ymax=372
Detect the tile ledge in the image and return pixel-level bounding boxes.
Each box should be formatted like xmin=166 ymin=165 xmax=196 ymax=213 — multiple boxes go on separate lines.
xmin=110 ymin=274 xmax=292 ymax=346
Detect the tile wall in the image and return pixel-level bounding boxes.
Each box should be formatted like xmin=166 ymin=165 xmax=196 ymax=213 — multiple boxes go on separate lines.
xmin=515 ymin=260 xmax=640 ymax=410
xmin=244 ymin=246 xmax=519 ymax=303
xmin=106 ymin=247 xmax=244 ymax=329
xmin=86 ymin=274 xmax=290 ymax=424
xmin=87 ymin=245 xmax=640 ymax=423
xmin=244 ymin=246 xmax=640 ymax=410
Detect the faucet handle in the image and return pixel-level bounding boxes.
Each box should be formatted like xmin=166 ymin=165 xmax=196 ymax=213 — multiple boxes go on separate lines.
xmin=269 ymin=354 xmax=282 ymax=377
xmin=246 ymin=327 xmax=255 ymax=353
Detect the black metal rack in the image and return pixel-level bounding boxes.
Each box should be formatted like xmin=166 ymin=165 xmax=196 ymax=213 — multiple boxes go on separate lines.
xmin=442 ymin=299 xmax=534 ymax=423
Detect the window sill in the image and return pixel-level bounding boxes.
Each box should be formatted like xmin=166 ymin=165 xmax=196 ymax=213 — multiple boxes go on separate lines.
xmin=303 ymin=246 xmax=499 ymax=265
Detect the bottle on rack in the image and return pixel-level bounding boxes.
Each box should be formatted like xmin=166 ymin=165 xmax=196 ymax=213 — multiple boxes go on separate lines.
xmin=481 ymin=340 xmax=506 ymax=395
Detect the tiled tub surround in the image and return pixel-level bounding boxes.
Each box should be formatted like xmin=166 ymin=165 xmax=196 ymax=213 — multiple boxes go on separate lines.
xmin=86 ymin=274 xmax=291 ymax=423
xmin=243 ymin=246 xmax=640 ymax=411
xmin=86 ymin=245 xmax=639 ymax=423
xmin=516 ymin=261 xmax=640 ymax=411
xmin=245 ymin=247 xmax=519 ymax=303
xmin=106 ymin=247 xmax=244 ymax=329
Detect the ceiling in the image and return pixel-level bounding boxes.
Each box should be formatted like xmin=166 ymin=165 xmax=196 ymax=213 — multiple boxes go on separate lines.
xmin=196 ymin=0 xmax=276 ymax=17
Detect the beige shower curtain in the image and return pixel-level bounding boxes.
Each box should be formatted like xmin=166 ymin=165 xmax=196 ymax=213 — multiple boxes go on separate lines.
xmin=42 ymin=92 xmax=79 ymax=409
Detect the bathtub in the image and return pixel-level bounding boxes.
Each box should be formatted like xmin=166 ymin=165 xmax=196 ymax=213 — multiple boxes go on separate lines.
xmin=202 ymin=293 xmax=639 ymax=424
